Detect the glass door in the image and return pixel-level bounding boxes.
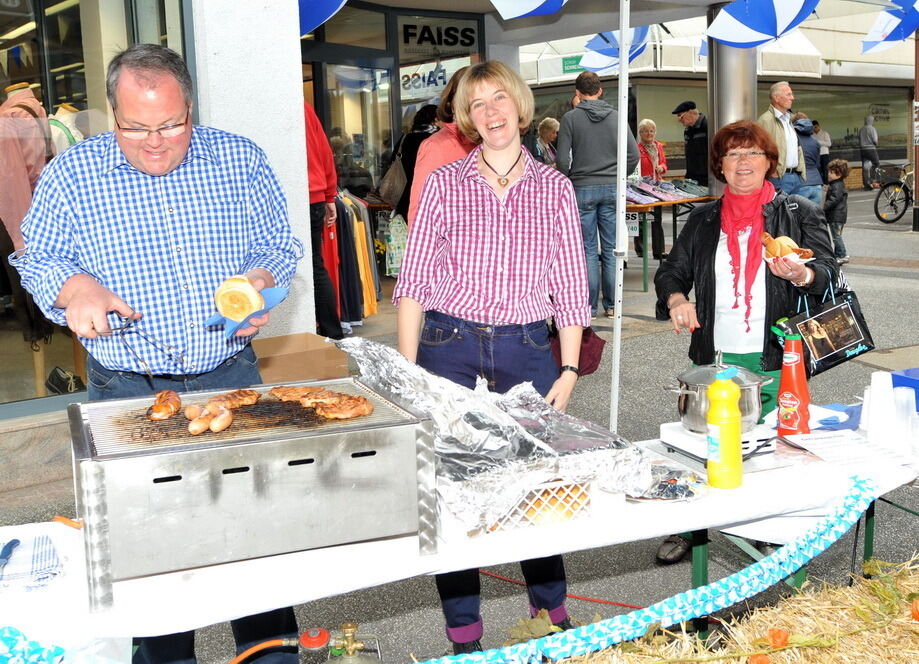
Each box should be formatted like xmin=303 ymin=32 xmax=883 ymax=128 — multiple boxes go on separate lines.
xmin=324 ymin=63 xmax=391 ymax=198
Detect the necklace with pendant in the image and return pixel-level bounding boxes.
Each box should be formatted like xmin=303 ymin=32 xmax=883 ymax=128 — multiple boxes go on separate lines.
xmin=481 ymin=150 xmax=523 ymax=186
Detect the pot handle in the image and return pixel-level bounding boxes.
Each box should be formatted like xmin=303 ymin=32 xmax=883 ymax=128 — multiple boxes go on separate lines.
xmin=664 ymin=383 xmax=693 ymax=396
xmin=758 ymin=375 xmax=775 ymax=386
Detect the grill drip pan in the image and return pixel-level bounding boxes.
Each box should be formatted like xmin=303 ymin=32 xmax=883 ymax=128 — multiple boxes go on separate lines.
xmin=69 ymin=377 xmax=435 ymax=611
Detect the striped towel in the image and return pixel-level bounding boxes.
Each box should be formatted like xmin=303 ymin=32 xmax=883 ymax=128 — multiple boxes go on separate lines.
xmin=0 ymin=536 xmax=62 ymax=591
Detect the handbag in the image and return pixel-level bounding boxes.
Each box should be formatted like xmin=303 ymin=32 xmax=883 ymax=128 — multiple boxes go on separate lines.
xmin=377 ymin=141 xmax=407 ymax=208
xmin=777 ymin=269 xmax=874 ymax=377
xmin=548 ymin=322 xmax=606 ymax=376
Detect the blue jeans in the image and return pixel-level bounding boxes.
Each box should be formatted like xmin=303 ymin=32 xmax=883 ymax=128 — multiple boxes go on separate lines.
xmin=769 ymin=172 xmax=804 ymax=195
xmin=829 ymin=221 xmax=848 ymax=258
xmin=416 ymin=311 xmax=568 ymax=643
xmin=797 ymin=184 xmax=822 ymax=205
xmin=87 ymin=347 xmax=300 ymax=664
xmin=574 ymin=184 xmax=617 ymax=315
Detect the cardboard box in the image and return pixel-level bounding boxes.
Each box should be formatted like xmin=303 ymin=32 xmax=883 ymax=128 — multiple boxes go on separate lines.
xmin=252 ymin=332 xmax=349 ymax=383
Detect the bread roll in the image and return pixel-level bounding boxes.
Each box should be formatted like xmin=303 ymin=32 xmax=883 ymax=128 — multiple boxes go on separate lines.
xmin=761 ymin=232 xmax=813 ymax=260
xmin=214 ymin=275 xmax=265 ymax=321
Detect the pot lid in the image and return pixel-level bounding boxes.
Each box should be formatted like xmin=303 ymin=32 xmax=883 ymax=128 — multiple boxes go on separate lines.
xmin=677 ymin=362 xmax=766 ymax=387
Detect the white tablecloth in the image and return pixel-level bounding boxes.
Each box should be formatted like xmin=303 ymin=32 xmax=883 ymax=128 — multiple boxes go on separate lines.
xmin=0 ymin=439 xmax=914 ymax=650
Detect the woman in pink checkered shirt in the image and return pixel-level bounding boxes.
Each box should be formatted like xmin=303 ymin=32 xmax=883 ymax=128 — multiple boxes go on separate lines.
xmin=392 ymin=61 xmax=591 ymax=655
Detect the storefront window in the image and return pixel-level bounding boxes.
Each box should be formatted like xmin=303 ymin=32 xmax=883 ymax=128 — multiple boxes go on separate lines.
xmin=325 ymin=63 xmax=391 ymax=197
xmin=324 ymin=6 xmax=386 ymax=51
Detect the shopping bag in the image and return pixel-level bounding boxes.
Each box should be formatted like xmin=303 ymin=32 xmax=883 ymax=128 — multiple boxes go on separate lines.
xmin=777 ymin=270 xmax=874 ymax=377
xmin=549 ymin=324 xmax=606 ymax=376
xmin=378 ymin=156 xmax=406 ymax=208
xmin=385 ymin=213 xmax=408 ymax=277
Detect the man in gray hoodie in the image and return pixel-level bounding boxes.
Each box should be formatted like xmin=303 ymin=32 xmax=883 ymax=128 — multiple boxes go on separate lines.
xmin=858 ymin=115 xmax=880 ymax=190
xmin=557 ymin=71 xmax=640 ymax=319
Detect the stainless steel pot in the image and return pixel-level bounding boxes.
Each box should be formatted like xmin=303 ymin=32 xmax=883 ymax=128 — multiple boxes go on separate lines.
xmin=664 ymin=354 xmax=773 ymax=433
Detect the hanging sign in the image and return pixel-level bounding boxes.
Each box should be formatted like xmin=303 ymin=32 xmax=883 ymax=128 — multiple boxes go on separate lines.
xmin=626 ymin=212 xmax=640 ymax=237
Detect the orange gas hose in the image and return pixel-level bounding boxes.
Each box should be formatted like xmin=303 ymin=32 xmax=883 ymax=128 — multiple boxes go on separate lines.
xmin=228 ymin=639 xmax=286 ymax=664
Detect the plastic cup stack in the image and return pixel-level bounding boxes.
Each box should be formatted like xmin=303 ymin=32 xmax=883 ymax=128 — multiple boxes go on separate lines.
xmin=892 ymin=386 xmax=919 ymax=456
xmin=866 ymin=371 xmax=899 ymax=449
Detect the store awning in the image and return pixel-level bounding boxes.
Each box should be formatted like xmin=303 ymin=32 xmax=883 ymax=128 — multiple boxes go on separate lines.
xmin=758 ymin=29 xmax=822 ymax=78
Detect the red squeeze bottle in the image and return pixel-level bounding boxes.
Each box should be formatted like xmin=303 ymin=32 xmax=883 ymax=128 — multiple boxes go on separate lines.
xmin=777 ymin=334 xmax=811 ymax=436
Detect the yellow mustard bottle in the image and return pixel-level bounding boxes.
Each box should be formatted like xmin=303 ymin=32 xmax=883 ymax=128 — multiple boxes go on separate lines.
xmin=706 ymin=366 xmax=743 ymax=489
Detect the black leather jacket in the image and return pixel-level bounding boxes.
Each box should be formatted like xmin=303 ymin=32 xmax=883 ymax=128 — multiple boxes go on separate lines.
xmin=824 ymin=178 xmax=848 ymax=225
xmin=655 ymin=191 xmax=838 ymax=371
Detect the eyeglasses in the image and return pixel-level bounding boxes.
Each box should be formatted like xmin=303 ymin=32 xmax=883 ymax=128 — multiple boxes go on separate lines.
xmin=723 ymin=151 xmax=766 ymax=162
xmin=115 ymin=110 xmax=189 ymax=141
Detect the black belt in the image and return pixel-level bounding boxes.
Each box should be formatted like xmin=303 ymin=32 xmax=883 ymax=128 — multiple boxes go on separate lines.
xmin=784 ymin=168 xmax=798 ymax=174
xmin=159 ymin=371 xmax=207 ymax=381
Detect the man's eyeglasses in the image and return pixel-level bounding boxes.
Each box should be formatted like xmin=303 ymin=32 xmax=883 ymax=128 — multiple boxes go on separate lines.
xmin=723 ymin=151 xmax=766 ymax=162
xmin=115 ymin=111 xmax=189 ymax=141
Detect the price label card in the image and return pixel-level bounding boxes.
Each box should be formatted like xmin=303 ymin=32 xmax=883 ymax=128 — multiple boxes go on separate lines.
xmin=626 ymin=212 xmax=640 ymax=237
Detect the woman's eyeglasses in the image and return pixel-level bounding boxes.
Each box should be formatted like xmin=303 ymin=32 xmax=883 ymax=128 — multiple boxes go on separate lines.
xmin=724 ymin=151 xmax=766 ymax=162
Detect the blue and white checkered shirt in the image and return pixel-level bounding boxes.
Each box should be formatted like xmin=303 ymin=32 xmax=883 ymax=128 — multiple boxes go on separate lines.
xmin=11 ymin=126 xmax=304 ymax=375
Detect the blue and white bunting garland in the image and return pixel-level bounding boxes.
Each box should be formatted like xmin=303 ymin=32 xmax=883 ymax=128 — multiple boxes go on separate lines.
xmin=490 ymin=0 xmax=569 ymax=21
xmin=418 ymin=476 xmax=878 ymax=664
xmin=707 ymin=0 xmax=820 ymax=49
xmin=299 ymin=0 xmax=347 ymax=37
xmin=862 ymin=1 xmax=919 ymax=54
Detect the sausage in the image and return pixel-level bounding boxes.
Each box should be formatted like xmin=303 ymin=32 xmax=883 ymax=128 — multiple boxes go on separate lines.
xmin=147 ymin=390 xmax=181 ymax=421
xmin=208 ymin=407 xmax=233 ymax=433
xmin=188 ymin=411 xmax=215 ymax=435
xmin=184 ymin=404 xmax=204 ymax=420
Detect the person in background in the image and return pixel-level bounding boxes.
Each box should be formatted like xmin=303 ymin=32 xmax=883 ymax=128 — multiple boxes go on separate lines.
xmin=536 ymin=116 xmax=559 ymax=168
xmin=557 ymin=70 xmax=640 ymax=319
xmin=859 ymin=115 xmax=880 ymax=190
xmin=10 ymin=44 xmax=303 ymax=664
xmin=652 ymin=121 xmax=837 ymax=565
xmin=672 ymin=100 xmax=708 ymax=186
xmin=305 ymin=101 xmax=344 ymax=339
xmin=791 ymin=115 xmax=823 ymax=205
xmin=756 ymin=81 xmax=804 ymax=195
xmin=634 ymin=118 xmax=667 ymax=259
xmin=393 ymin=104 xmax=439 ymax=219
xmin=824 ymin=158 xmax=850 ymax=265
xmin=812 ymin=120 xmax=831 ymax=184
xmin=407 ymin=66 xmax=475 ymax=226
xmin=394 ymin=60 xmax=588 ymax=656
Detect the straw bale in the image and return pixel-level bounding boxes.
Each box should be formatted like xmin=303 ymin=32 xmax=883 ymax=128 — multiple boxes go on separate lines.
xmin=560 ymin=558 xmax=919 ymax=664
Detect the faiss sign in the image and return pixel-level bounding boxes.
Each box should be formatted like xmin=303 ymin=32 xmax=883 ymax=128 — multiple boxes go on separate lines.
xmin=402 ymin=24 xmax=476 ymax=48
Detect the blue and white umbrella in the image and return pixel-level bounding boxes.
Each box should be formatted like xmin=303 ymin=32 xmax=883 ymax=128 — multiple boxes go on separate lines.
xmin=490 ymin=0 xmax=570 ymax=21
xmin=862 ymin=1 xmax=919 ymax=54
xmin=299 ymin=0 xmax=348 ymax=37
xmin=579 ymin=26 xmax=650 ymax=74
xmin=706 ymin=0 xmax=821 ymax=48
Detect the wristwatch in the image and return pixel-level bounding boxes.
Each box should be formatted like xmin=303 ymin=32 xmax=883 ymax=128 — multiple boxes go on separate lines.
xmin=560 ymin=365 xmax=580 ymax=376
xmin=792 ymin=267 xmax=814 ymax=288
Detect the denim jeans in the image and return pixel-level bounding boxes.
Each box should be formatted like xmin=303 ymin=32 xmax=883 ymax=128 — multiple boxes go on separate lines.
xmin=86 ymin=346 xmax=300 ymax=664
xmin=829 ymin=222 xmax=848 ymax=258
xmin=797 ymin=184 xmax=823 ymax=205
xmin=574 ymin=184 xmax=617 ymax=315
xmin=769 ymin=172 xmax=804 ymax=196
xmin=416 ymin=311 xmax=568 ymax=642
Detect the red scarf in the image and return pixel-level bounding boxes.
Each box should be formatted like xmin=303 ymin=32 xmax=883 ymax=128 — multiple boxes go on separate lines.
xmin=720 ymin=181 xmax=775 ymax=332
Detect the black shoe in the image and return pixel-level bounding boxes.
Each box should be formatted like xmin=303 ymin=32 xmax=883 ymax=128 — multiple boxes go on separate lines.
xmin=555 ymin=618 xmax=575 ymax=631
xmin=656 ymin=534 xmax=690 ymax=564
xmin=45 ymin=366 xmax=86 ymax=394
xmin=451 ymin=639 xmax=482 ymax=655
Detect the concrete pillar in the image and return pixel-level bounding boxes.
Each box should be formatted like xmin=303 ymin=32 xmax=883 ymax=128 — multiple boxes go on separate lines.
xmin=706 ymin=3 xmax=758 ymax=194
xmin=485 ymin=43 xmax=520 ymax=72
xmin=189 ymin=0 xmax=312 ymax=337
xmin=78 ymin=0 xmax=129 ymax=135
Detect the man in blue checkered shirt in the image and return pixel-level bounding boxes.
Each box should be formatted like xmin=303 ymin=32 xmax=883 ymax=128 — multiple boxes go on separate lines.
xmin=10 ymin=44 xmax=302 ymax=663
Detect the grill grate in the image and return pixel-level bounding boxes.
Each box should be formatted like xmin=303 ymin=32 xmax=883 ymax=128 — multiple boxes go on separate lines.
xmin=81 ymin=378 xmax=416 ymax=458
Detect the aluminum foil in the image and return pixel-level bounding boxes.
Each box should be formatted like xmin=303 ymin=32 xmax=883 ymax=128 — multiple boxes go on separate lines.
xmin=337 ymin=337 xmax=699 ymax=530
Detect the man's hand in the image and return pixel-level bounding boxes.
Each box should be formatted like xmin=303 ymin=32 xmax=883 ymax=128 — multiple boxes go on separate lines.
xmin=57 ymin=274 xmax=140 ymax=338
xmin=233 ymin=269 xmax=275 ymax=337
xmin=325 ymin=201 xmax=337 ymax=228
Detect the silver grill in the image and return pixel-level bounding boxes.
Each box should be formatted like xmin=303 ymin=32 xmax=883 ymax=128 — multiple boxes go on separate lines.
xmin=69 ymin=377 xmax=436 ymax=611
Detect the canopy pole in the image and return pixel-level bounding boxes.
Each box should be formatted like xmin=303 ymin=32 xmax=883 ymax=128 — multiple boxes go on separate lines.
xmin=609 ymin=0 xmax=630 ymax=432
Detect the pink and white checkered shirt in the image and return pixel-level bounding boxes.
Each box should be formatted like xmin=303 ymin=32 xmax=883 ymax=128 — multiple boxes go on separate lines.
xmin=393 ymin=146 xmax=590 ymax=329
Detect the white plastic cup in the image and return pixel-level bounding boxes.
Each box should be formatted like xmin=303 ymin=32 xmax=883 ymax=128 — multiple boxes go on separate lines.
xmin=860 ymin=386 xmax=871 ymax=433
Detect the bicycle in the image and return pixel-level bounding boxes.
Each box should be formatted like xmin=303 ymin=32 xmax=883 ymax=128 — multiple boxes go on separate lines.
xmin=873 ymin=163 xmax=913 ymax=223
